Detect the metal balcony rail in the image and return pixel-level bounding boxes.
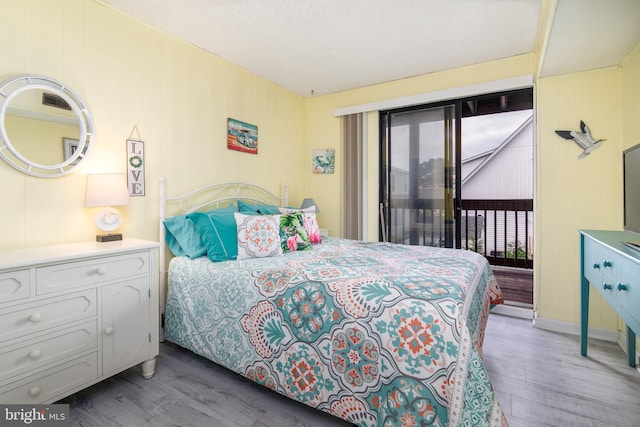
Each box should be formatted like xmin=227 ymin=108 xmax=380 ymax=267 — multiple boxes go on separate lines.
xmin=386 ymin=198 xmax=533 ymax=269
xmin=459 ymin=199 xmax=533 ymax=269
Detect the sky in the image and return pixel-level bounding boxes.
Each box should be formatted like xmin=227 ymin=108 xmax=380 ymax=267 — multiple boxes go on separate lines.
xmin=462 ymin=109 xmax=533 ymax=159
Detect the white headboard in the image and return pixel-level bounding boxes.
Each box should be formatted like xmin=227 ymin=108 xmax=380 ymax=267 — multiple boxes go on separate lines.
xmin=158 ymin=177 xmax=288 ymax=330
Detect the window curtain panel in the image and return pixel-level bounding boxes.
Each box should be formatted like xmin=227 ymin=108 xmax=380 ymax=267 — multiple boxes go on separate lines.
xmin=341 ymin=113 xmax=364 ymax=240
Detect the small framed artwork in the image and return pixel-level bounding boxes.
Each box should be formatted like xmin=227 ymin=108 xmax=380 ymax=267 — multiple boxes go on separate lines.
xmin=62 ymin=137 xmax=85 ymax=164
xmin=227 ymin=118 xmax=258 ymax=154
xmin=312 ymin=148 xmax=335 ymax=174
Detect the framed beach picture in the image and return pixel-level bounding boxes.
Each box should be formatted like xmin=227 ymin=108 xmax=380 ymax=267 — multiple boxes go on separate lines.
xmin=227 ymin=118 xmax=258 ymax=154
xmin=312 ymin=148 xmax=335 ymax=174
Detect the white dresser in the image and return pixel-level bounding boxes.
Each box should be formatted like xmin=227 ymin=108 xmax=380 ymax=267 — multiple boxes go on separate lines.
xmin=0 ymin=238 xmax=160 ymax=404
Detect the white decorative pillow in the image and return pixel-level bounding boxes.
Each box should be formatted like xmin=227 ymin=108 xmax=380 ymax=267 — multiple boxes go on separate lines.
xmin=278 ymin=206 xmax=322 ymax=244
xmin=234 ymin=213 xmax=282 ymax=259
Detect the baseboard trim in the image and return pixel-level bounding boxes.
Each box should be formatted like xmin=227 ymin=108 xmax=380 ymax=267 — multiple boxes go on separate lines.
xmin=533 ymin=316 xmax=619 ymax=342
xmin=491 ymin=304 xmax=534 ymax=319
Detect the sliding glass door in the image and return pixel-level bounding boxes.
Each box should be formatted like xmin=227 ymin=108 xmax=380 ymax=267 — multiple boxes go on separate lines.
xmin=380 ymin=88 xmax=534 ymax=254
xmin=380 ymin=104 xmax=457 ymax=248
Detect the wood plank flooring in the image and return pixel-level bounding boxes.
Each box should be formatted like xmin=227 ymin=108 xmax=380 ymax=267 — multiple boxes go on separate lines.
xmin=484 ymin=315 xmax=640 ymax=427
xmin=60 ymin=315 xmax=640 ymax=426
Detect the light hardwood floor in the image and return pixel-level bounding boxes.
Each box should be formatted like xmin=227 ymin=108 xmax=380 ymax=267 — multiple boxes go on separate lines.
xmin=60 ymin=314 xmax=640 ymax=426
xmin=484 ymin=315 xmax=640 ymax=427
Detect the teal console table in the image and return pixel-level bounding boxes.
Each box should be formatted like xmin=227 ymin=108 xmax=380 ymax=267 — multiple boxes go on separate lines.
xmin=580 ymin=230 xmax=640 ymax=367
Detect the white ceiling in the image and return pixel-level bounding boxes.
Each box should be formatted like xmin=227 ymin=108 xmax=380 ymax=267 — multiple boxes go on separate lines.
xmin=98 ymin=0 xmax=640 ymax=98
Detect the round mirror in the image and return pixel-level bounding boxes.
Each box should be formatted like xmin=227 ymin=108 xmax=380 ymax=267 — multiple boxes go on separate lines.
xmin=0 ymin=75 xmax=94 ymax=178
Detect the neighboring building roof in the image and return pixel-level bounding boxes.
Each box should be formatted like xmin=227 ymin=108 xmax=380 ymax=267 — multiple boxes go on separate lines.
xmin=461 ymin=114 xmax=534 ymax=186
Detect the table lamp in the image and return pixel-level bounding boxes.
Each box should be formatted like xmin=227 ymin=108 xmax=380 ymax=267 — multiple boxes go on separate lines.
xmin=85 ymin=173 xmax=130 ymax=242
xmin=300 ymin=198 xmax=320 ymax=213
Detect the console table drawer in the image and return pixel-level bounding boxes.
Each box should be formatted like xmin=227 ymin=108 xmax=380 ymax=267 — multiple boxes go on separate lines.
xmin=0 ymin=320 xmax=97 ymax=382
xmin=583 ymin=236 xmax=617 ymax=307
xmin=0 ymin=269 xmax=30 ymax=304
xmin=582 ymin=237 xmax=602 ymax=285
xmin=36 ymin=251 xmax=149 ymax=295
xmin=0 ymin=289 xmax=97 ymax=343
xmin=0 ymin=353 xmax=98 ymax=404
xmin=614 ymin=258 xmax=640 ymax=333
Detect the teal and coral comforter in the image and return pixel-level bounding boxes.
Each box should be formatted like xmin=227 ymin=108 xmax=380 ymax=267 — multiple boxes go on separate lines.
xmin=165 ymin=237 xmax=507 ymax=426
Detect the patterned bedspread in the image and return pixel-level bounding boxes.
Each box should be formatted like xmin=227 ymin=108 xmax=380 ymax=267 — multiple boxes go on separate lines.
xmin=165 ymin=237 xmax=507 ymax=427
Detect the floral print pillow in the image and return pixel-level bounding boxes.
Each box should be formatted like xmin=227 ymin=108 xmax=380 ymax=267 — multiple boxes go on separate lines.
xmin=279 ymin=212 xmax=312 ymax=252
xmin=278 ymin=206 xmax=322 ymax=244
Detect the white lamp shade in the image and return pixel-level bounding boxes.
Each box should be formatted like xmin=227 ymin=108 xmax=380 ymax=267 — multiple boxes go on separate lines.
xmin=84 ymin=174 xmax=130 ymax=208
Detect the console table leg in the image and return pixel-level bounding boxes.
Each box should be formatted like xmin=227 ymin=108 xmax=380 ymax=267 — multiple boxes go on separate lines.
xmin=627 ymin=325 xmax=636 ymax=368
xmin=580 ymin=276 xmax=589 ymax=357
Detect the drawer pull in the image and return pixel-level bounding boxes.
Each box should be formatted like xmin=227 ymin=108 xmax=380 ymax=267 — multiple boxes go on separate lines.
xmin=602 ymin=260 xmax=612 ymax=268
xmin=593 ymin=262 xmax=600 ymax=269
xmin=104 ymin=326 xmax=114 ymax=335
xmin=29 ymin=350 xmax=42 ymax=359
xmin=29 ymin=386 xmax=41 ymax=397
xmin=603 ymin=283 xmax=612 ymax=290
xmin=96 ymin=267 xmax=107 ymax=275
xmin=29 ymin=313 xmax=42 ymax=323
xmin=617 ymin=283 xmax=628 ymax=291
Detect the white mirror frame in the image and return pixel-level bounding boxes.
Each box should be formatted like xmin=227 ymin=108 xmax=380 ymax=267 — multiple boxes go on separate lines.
xmin=0 ymin=75 xmax=94 ymax=178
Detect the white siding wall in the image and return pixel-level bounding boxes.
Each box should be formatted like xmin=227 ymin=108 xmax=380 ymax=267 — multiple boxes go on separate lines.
xmin=462 ymin=120 xmax=534 ymax=200
xmin=461 ymin=119 xmax=534 ymax=257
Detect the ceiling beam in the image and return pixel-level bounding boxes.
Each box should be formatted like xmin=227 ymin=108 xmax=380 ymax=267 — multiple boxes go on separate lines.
xmin=535 ymin=0 xmax=559 ymax=78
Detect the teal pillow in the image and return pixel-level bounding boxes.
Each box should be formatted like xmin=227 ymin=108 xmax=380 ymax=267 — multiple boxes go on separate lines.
xmin=163 ymin=215 xmax=201 ymax=257
xmin=163 ymin=204 xmax=236 ymax=258
xmin=237 ymin=199 xmax=281 ymax=215
xmin=188 ymin=210 xmax=248 ymax=262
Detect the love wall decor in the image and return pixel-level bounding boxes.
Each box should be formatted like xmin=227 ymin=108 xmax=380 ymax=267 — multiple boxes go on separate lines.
xmin=127 ymin=139 xmax=145 ymax=196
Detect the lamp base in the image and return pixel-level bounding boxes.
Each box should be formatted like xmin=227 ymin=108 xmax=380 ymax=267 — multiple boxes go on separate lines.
xmin=96 ymin=233 xmax=123 ymax=242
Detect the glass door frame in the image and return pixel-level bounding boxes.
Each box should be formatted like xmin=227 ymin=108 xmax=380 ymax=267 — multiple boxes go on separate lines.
xmin=379 ymin=99 xmax=463 ymax=248
xmin=379 ymin=88 xmax=533 ymax=248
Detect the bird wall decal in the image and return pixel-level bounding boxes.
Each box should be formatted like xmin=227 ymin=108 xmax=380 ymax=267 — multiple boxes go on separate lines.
xmin=555 ymin=120 xmax=606 ymax=159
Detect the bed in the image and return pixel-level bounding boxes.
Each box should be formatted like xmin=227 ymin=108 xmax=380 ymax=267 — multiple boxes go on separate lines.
xmin=159 ymin=179 xmax=507 ymax=427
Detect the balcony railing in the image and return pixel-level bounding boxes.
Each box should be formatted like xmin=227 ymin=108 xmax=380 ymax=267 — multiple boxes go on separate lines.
xmin=386 ymin=198 xmax=533 ymax=269
xmin=459 ymin=199 xmax=533 ymax=269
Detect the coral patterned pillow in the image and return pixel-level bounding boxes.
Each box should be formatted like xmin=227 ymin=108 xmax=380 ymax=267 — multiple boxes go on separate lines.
xmin=279 ymin=212 xmax=312 ymax=252
xmin=234 ymin=213 xmax=282 ymax=259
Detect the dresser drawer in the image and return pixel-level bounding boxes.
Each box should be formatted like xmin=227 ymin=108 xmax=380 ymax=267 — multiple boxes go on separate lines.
xmin=0 ymin=269 xmax=30 ymax=304
xmin=0 ymin=320 xmax=97 ymax=382
xmin=0 ymin=289 xmax=97 ymax=343
xmin=0 ymin=353 xmax=97 ymax=404
xmin=36 ymin=251 xmax=150 ymax=295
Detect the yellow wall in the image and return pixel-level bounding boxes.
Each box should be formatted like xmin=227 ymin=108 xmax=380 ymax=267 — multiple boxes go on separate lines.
xmin=0 ymin=0 xmax=306 ymax=250
xmin=535 ymin=44 xmax=639 ymax=329
xmin=536 ymin=68 xmax=621 ymax=327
